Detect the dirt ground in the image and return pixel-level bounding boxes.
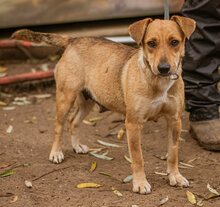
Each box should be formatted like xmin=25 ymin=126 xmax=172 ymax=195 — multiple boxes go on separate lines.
xmin=0 ymin=61 xmax=220 ymax=207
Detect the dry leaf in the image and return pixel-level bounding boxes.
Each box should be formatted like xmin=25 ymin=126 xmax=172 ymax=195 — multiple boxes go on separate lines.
xmin=88 ymin=117 xmax=103 ymax=122
xmin=6 ymin=125 xmax=13 ymax=133
xmin=0 ymin=66 xmax=7 ymax=72
xmin=207 ymin=184 xmax=219 ymax=196
xmin=10 ymin=196 xmax=18 ymax=203
xmin=83 ymin=120 xmax=96 ymax=126
xmin=0 ymin=72 xmax=6 ymax=77
xmin=89 ymin=148 xmax=102 ymax=152
xmin=117 ymin=128 xmax=125 ymax=139
xmin=179 ymin=162 xmax=194 ymax=168
xmin=33 ymin=94 xmax=51 ymax=99
xmin=159 ymin=195 xmax=169 ymax=206
xmin=12 ymin=97 xmax=30 ymax=105
xmin=3 ymin=106 xmax=15 ymax=111
xmin=89 ymin=162 xmax=97 ymax=172
xmin=123 ymin=175 xmax=133 ymax=183
xmin=155 ymin=153 xmax=168 ymax=160
xmin=99 ymin=172 xmax=112 ymax=177
xmin=24 ymin=120 xmax=36 ymax=124
xmin=25 ymin=180 xmax=33 ymax=188
xmin=155 ymin=172 xmax=168 ymax=176
xmin=112 ymin=187 xmax=123 ymax=197
xmin=105 ymin=131 xmax=118 ymax=137
xmin=77 ymin=183 xmax=102 ymax=188
xmin=187 ymin=158 xmax=196 ymax=164
xmin=186 ymin=191 xmax=196 ymax=204
xmin=97 ymin=140 xmax=122 ymax=148
xmin=0 ymin=161 xmax=15 ymax=169
xmin=197 ymin=200 xmax=204 ymax=206
xmin=124 ymin=155 xmax=132 ymax=163
xmin=102 ymin=151 xmax=109 ymax=156
xmin=0 ymin=101 xmax=7 ymax=106
xmin=89 ymin=152 xmax=114 ymax=160
xmin=181 ymin=129 xmax=189 ymax=133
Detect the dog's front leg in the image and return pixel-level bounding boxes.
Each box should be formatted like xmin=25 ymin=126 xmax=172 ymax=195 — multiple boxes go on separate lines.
xmin=126 ymin=118 xmax=151 ymax=194
xmin=166 ymin=116 xmax=189 ymax=187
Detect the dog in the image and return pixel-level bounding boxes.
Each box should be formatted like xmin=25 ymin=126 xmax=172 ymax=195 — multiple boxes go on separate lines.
xmin=11 ymin=15 xmax=195 ymax=194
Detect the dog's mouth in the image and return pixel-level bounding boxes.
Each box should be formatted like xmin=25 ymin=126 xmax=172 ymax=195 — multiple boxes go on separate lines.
xmin=158 ymin=72 xmax=179 ymax=80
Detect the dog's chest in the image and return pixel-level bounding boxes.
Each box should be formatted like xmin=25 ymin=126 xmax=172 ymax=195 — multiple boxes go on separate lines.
xmin=146 ymin=80 xmax=175 ymax=119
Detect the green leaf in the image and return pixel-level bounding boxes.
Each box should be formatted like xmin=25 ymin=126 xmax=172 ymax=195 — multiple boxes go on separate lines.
xmin=0 ymin=170 xmax=16 ymax=177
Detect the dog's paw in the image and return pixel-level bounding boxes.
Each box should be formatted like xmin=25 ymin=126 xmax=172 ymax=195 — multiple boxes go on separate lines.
xmin=132 ymin=179 xmax=151 ymax=194
xmin=73 ymin=144 xmax=89 ymax=154
xmin=169 ymin=173 xmax=189 ymax=187
xmin=49 ymin=150 xmax=64 ymax=164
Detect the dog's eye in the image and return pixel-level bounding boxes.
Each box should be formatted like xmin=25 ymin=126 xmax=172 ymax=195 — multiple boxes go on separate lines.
xmin=147 ymin=41 xmax=157 ymax=48
xmin=170 ymin=40 xmax=179 ymax=47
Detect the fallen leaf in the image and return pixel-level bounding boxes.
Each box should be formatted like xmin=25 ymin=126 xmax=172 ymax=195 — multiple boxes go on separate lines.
xmin=89 ymin=162 xmax=97 ymax=172
xmin=0 ymin=72 xmax=6 ymax=77
xmin=102 ymin=150 xmax=109 ymax=156
xmin=77 ymin=183 xmax=102 ymax=188
xmin=181 ymin=129 xmax=189 ymax=133
xmin=179 ymin=137 xmax=185 ymax=142
xmin=89 ymin=148 xmax=102 ymax=152
xmin=0 ymin=161 xmax=15 ymax=169
xmin=33 ymin=94 xmax=52 ymax=99
xmin=206 ymin=194 xmax=219 ymax=199
xmin=117 ymin=128 xmax=125 ymax=139
xmin=153 ymin=129 xmax=160 ymax=133
xmin=207 ymin=184 xmax=219 ymax=196
xmin=124 ymin=155 xmax=132 ymax=163
xmin=159 ymin=195 xmax=169 ymax=206
xmin=23 ymin=163 xmax=30 ymax=167
xmin=155 ymin=172 xmax=168 ymax=176
xmin=3 ymin=106 xmax=16 ymax=111
xmin=6 ymin=125 xmax=13 ymax=133
xmin=88 ymin=117 xmax=103 ymax=122
xmin=0 ymin=66 xmax=7 ymax=72
xmin=112 ymin=187 xmax=123 ymax=197
xmin=83 ymin=120 xmax=96 ymax=126
xmin=105 ymin=131 xmax=118 ymax=137
xmin=25 ymin=180 xmax=33 ymax=188
xmin=132 ymin=205 xmax=139 ymax=207
xmin=0 ymin=101 xmax=7 ymax=106
xmin=99 ymin=172 xmax=112 ymax=177
xmin=0 ymin=92 xmax=12 ymax=98
xmin=10 ymin=195 xmax=18 ymax=203
xmin=24 ymin=120 xmax=36 ymax=124
xmin=97 ymin=140 xmax=122 ymax=148
xmin=12 ymin=97 xmax=30 ymax=105
xmin=154 ymin=153 xmax=168 ymax=161
xmin=197 ymin=200 xmax=204 ymax=206
xmin=89 ymin=152 xmax=114 ymax=160
xmin=187 ymin=158 xmax=196 ymax=164
xmin=40 ymin=63 xmax=49 ymax=71
xmin=186 ymin=191 xmax=196 ymax=204
xmin=123 ymin=175 xmax=133 ymax=183
xmin=0 ymin=170 xmax=16 ymax=177
xmin=179 ymin=162 xmax=194 ymax=168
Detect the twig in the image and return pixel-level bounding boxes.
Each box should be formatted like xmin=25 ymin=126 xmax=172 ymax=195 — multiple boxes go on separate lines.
xmin=32 ymin=165 xmax=73 ymax=181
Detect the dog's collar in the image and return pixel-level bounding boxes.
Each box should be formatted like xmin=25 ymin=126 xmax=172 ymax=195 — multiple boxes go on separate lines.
xmin=142 ymin=56 xmax=182 ymax=80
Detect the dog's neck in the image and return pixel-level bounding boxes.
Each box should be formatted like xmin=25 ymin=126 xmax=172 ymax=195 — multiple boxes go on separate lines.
xmin=137 ymin=48 xmax=176 ymax=97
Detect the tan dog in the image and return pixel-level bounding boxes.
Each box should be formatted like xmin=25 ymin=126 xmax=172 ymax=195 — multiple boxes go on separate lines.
xmin=12 ymin=15 xmax=195 ymax=194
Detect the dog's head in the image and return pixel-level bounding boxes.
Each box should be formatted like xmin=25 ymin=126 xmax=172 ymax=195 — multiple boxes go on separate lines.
xmin=128 ymin=16 xmax=196 ymax=78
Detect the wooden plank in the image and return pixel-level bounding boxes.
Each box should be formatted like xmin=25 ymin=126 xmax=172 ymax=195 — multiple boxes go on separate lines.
xmin=0 ymin=0 xmax=183 ymax=28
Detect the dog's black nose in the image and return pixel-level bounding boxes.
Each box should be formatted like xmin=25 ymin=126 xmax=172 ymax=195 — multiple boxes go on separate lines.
xmin=157 ymin=63 xmax=170 ymax=74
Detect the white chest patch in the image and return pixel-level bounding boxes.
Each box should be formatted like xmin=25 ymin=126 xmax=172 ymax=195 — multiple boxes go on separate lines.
xmin=151 ymin=79 xmax=175 ymax=108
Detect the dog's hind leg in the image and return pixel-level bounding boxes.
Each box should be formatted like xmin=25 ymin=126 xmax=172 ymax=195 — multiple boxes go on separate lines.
xmin=49 ymin=84 xmax=81 ymax=163
xmin=69 ymin=93 xmax=95 ymax=154
xmin=166 ymin=116 xmax=189 ymax=187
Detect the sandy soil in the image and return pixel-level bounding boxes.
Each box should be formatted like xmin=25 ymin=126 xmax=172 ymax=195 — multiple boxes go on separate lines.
xmin=0 ymin=62 xmax=220 ymax=207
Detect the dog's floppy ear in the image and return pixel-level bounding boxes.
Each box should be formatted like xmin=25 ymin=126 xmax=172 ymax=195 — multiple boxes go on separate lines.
xmin=128 ymin=18 xmax=152 ymax=45
xmin=171 ymin=15 xmax=196 ymax=39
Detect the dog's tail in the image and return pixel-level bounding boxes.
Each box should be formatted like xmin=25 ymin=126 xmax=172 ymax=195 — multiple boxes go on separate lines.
xmin=11 ymin=29 xmax=72 ymax=49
